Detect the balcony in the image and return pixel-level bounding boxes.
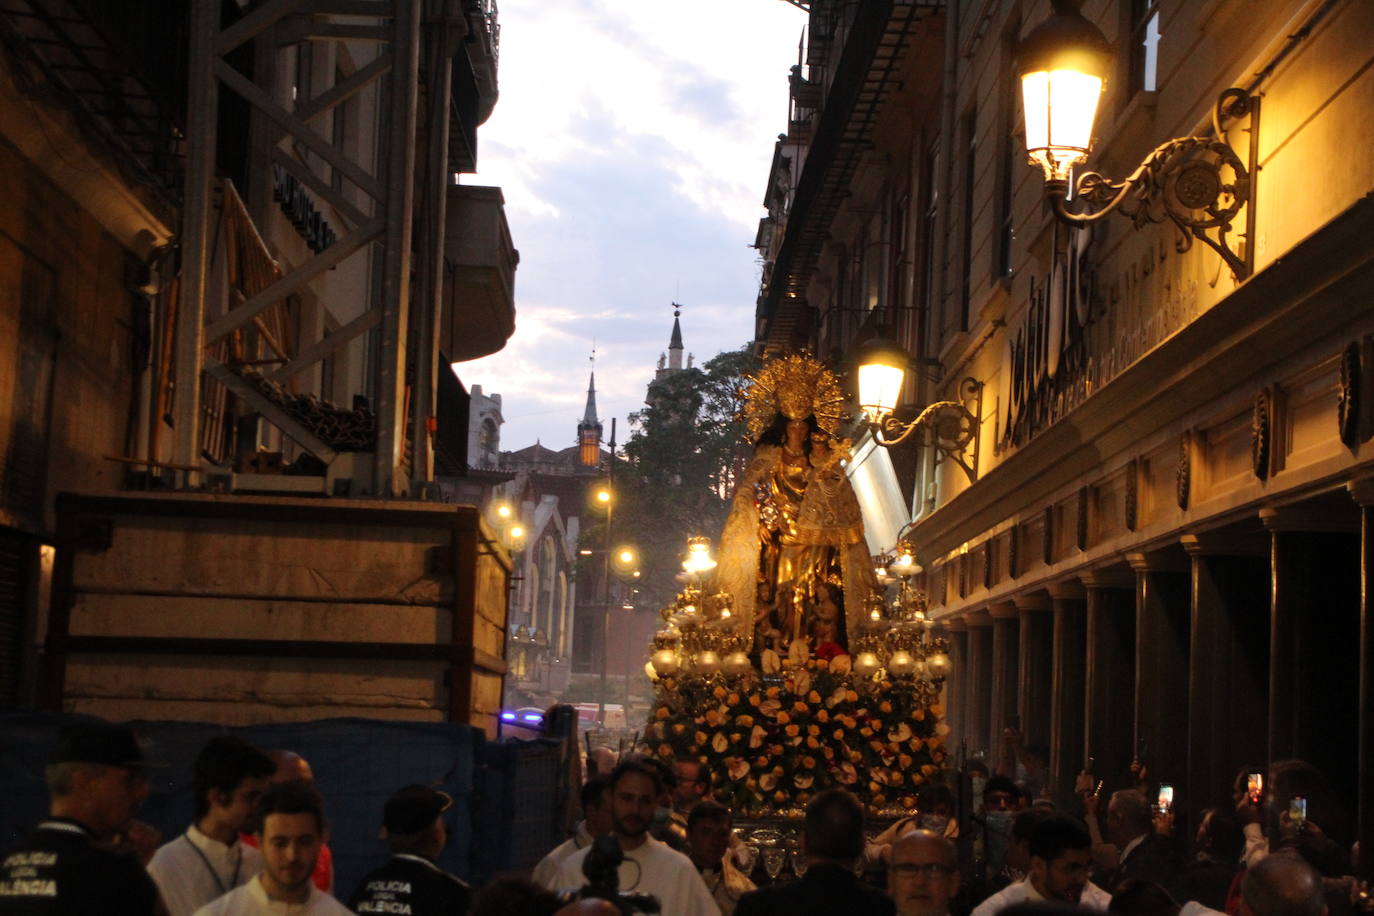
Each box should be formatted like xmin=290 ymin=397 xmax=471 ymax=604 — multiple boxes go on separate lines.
xmin=443 ymin=184 xmax=517 ymax=362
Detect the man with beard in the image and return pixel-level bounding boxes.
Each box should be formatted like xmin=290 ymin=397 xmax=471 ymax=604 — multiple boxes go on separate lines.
xmin=551 ymin=757 xmax=718 ymax=916
xmin=194 ymin=782 xmax=349 ymax=916
xmin=889 ymin=831 xmax=961 ymax=916
xmin=971 ymin=814 xmax=1111 ymax=916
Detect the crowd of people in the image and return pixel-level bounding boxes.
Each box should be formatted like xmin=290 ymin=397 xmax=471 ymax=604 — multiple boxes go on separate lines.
xmin=1 ymin=720 xmax=1370 ymax=916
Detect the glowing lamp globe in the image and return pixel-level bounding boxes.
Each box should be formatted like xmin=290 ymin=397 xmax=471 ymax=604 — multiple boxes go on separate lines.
xmin=854 ymin=651 xmax=881 ymax=677
xmin=855 ymin=337 xmax=909 ymax=420
xmin=652 ymin=647 xmax=680 ymax=676
xmin=695 ymin=650 xmax=722 ymax=675
xmin=723 ymin=651 xmax=753 ymax=677
xmin=1018 ymin=0 xmax=1112 ymax=185
xmin=926 ymin=652 xmax=952 ymax=678
xmin=888 ymin=650 xmax=916 ymax=677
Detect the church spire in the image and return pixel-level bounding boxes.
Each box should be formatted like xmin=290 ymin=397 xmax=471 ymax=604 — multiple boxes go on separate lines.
xmin=578 ymin=346 xmax=603 ymax=467
xmin=668 ymin=302 xmax=685 ymax=371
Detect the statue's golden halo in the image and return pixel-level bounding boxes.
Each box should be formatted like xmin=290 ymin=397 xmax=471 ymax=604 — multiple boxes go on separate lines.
xmin=743 ymin=353 xmax=847 ymax=441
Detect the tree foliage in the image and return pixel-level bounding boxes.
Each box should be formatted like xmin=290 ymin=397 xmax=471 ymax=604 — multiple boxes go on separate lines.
xmin=581 ymin=346 xmax=759 ymax=616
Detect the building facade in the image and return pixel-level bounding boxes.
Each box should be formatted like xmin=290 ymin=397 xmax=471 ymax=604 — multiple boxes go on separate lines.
xmin=755 ymin=0 xmax=1374 ymax=852
xmin=0 ymin=0 xmax=519 ymax=731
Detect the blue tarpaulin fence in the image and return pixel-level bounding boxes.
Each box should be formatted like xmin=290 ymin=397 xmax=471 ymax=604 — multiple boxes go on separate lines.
xmin=0 ymin=712 xmax=566 ymax=898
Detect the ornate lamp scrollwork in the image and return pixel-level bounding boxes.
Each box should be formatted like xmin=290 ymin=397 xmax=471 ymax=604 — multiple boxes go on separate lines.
xmin=1252 ymin=388 xmax=1272 ymax=481
xmin=1177 ymin=430 xmax=1192 ymax=510
xmin=1057 ymin=91 xmax=1255 ymax=279
xmin=1339 ymin=341 xmax=1361 ymax=448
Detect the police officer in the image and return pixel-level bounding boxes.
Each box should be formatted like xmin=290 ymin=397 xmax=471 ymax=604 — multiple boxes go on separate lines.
xmin=347 ymin=785 xmax=470 ymax=916
xmin=0 ymin=721 xmax=163 ymax=916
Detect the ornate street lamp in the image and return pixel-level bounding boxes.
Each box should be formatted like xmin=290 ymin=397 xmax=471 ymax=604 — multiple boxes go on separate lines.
xmin=855 ymin=337 xmax=982 ymax=481
xmin=1018 ymin=0 xmax=1257 ymax=278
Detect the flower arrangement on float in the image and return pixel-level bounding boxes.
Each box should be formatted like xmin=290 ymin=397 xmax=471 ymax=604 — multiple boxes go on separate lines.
xmin=641 ymin=538 xmax=953 ymax=816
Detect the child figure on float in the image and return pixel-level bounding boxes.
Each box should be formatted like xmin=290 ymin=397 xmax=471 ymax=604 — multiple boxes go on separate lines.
xmin=713 ymin=353 xmax=878 ymax=656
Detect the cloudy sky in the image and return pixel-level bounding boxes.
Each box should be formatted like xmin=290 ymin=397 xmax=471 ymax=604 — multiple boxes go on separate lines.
xmin=455 ymin=1 xmax=806 ymax=452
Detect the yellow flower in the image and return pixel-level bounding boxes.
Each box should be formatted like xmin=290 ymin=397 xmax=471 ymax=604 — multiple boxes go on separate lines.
xmin=766 ymin=686 xmax=780 ymax=698
xmin=802 ymin=755 xmax=816 ymax=769
xmin=921 ymin=764 xmax=937 ymax=775
xmin=770 ymin=744 xmax=785 ymax=756
xmin=672 ymin=723 xmax=686 ymax=735
xmin=793 ymin=700 xmax=809 ymax=714
xmin=746 ymin=777 xmax=758 ymax=790
xmin=730 ymin=732 xmax=743 ymax=744
xmin=899 ymin=754 xmax=913 ymax=769
xmin=773 ymin=790 xmax=788 ymax=805
xmin=737 ymin=715 xmax=754 ymax=728
xmin=816 ymin=710 xmax=829 ymax=724
xmin=727 ymin=692 xmax=741 ymax=705
xmin=775 ymin=711 xmax=790 ymax=725
xmin=814 ymin=658 xmax=830 ymax=670
xmin=822 ymin=746 xmax=834 ymax=760
xmin=785 ymin=724 xmax=800 ymax=737
xmin=705 ymin=709 xmax=722 ymax=726
xmin=832 ymin=728 xmax=845 ymax=741
xmin=913 ymin=708 xmax=926 ymax=721
xmin=879 ymin=701 xmax=893 ymax=714
xmin=808 ymin=724 xmax=820 ymax=736
xmin=808 ymin=690 xmax=821 ymax=704
xmin=655 ymin=707 xmax=669 ymax=720
xmin=748 ymin=694 xmax=761 ymax=707
xmin=657 ymin=743 xmax=672 ymax=757
xmin=755 ymin=755 xmax=769 ymax=768
xmin=713 ymin=685 xmax=727 ymax=699
xmin=846 ymin=690 xmax=859 ymax=703
xmin=930 ymin=704 xmax=944 ymax=717
xmin=869 ymin=739 xmax=884 ymax=752
xmin=806 ymin=736 xmax=820 ymax=749
xmin=772 ymin=765 xmax=784 ymax=777
xmin=900 ymin=795 xmax=916 ymax=809
xmin=860 ymin=727 xmax=873 ymax=738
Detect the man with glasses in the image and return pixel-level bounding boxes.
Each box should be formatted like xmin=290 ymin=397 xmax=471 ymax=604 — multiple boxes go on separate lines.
xmin=971 ymin=814 xmax=1110 ymax=916
xmin=0 ymin=722 xmax=162 ymax=916
xmin=889 ymin=831 xmax=961 ymax=916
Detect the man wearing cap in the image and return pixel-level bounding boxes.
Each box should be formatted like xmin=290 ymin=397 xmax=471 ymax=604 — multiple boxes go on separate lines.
xmin=348 ymin=785 xmax=471 ymax=916
xmin=0 ymin=721 xmax=162 ymax=916
xmin=147 ymin=736 xmax=275 ymax=916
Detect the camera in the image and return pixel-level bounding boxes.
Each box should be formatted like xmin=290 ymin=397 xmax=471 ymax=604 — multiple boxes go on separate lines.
xmin=562 ymin=835 xmax=661 ymax=915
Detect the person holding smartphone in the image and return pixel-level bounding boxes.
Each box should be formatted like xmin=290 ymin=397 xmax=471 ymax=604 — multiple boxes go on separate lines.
xmin=1104 ymin=789 xmax=1184 ymax=898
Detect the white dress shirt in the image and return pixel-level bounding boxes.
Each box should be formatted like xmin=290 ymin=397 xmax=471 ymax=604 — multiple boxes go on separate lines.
xmin=148 ymin=825 xmax=262 ymax=916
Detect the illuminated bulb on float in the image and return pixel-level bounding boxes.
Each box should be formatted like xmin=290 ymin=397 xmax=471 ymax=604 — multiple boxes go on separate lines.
xmin=888 ymin=650 xmax=916 ymax=676
xmin=652 ymin=647 xmax=680 ymax=676
xmin=854 ymin=651 xmax=881 ymax=677
xmin=723 ymin=651 xmax=752 ymax=676
xmin=926 ymin=652 xmax=951 ymax=677
xmin=695 ymin=650 xmax=721 ymax=675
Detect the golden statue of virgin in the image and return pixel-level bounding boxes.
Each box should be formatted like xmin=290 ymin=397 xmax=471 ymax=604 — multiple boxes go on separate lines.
xmin=713 ymin=354 xmax=879 ymax=654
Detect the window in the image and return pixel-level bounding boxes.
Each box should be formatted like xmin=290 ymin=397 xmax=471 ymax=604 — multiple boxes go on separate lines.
xmin=995 ymin=13 xmax=1022 ymax=281
xmin=920 ymin=139 xmax=939 ymax=362
xmin=959 ymin=108 xmax=977 ymax=332
xmin=1129 ymin=0 xmax=1161 ymax=94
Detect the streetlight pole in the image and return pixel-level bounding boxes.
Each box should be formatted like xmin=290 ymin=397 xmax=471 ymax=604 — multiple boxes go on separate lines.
xmin=596 ymin=418 xmax=617 ymax=728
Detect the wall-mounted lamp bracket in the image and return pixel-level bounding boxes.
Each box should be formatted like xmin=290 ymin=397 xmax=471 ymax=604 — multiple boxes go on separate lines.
xmin=1050 ymin=88 xmax=1258 ymax=279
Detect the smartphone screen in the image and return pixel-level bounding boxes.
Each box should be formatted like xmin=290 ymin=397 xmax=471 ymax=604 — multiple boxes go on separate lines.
xmin=1248 ymin=773 xmax=1264 ymax=804
xmin=1289 ymin=795 xmax=1307 ymax=827
xmin=1157 ymin=784 xmax=1174 ymax=813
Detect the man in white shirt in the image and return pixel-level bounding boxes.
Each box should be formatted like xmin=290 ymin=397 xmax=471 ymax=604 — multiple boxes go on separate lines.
xmin=148 ymin=736 xmax=275 ymax=916
xmin=552 ymin=757 xmax=719 ymax=916
xmin=534 ymin=776 xmax=612 ymax=888
xmin=971 ymin=814 xmax=1110 ymax=916
xmin=193 ymin=781 xmax=350 ymax=916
